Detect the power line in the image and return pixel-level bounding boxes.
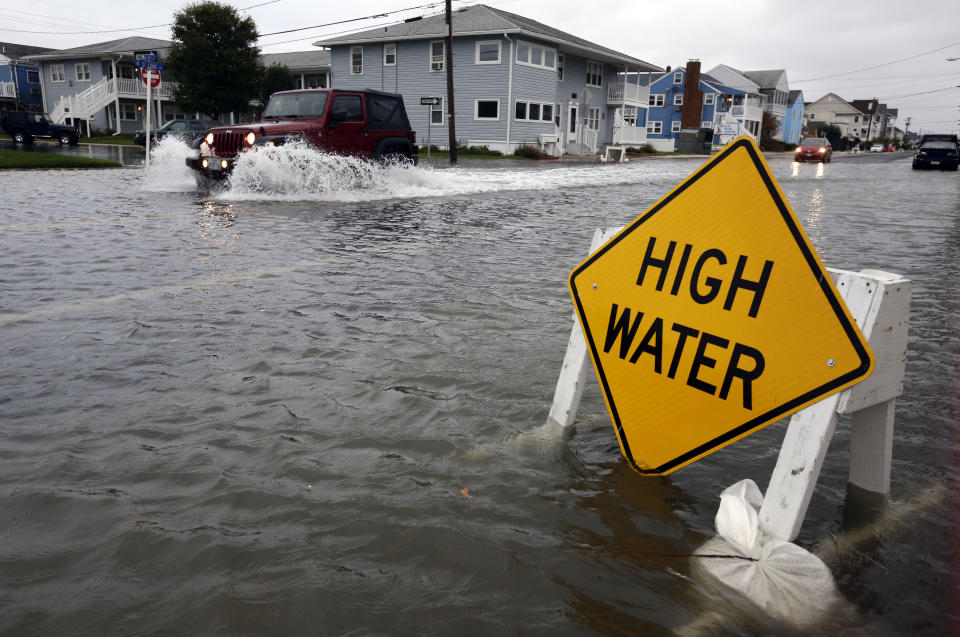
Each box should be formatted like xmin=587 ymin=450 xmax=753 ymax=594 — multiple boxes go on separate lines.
xmin=258 ymin=2 xmax=443 ymax=37
xmin=793 ymin=42 xmax=960 ymax=83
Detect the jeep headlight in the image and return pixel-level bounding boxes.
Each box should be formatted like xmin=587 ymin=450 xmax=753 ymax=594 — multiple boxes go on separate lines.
xmin=204 ymin=132 xmax=214 ymax=145
xmin=245 ymin=132 xmax=256 ymax=146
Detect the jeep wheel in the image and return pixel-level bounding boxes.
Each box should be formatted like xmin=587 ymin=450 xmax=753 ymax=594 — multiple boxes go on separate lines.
xmin=12 ymin=130 xmax=33 ymax=144
xmin=59 ymin=132 xmax=77 ymax=146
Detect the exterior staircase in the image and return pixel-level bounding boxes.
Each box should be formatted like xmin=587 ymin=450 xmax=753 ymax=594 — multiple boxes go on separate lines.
xmin=50 ymin=76 xmax=176 ymax=124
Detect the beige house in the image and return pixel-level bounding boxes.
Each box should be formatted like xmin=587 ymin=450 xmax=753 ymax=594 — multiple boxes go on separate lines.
xmin=802 ymin=93 xmax=865 ymax=140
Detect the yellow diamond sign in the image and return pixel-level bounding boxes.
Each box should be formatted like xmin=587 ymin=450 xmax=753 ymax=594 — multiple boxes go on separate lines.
xmin=568 ymin=137 xmax=874 ymax=475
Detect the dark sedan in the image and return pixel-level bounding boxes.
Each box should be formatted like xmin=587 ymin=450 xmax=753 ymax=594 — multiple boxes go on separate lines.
xmin=912 ymin=141 xmax=959 ymax=171
xmin=134 ymin=119 xmax=215 ymax=146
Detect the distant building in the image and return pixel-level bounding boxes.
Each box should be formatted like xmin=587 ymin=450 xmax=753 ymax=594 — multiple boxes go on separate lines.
xmin=743 ymin=69 xmax=790 ymax=141
xmin=781 ymin=90 xmax=805 ymax=144
xmin=315 ymin=4 xmax=660 ymax=156
xmin=0 ymin=42 xmax=51 ymax=118
xmin=24 ymin=38 xmax=332 ymax=134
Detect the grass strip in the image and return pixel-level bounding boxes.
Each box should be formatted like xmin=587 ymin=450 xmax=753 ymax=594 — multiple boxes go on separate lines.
xmin=0 ymin=149 xmax=122 ymax=169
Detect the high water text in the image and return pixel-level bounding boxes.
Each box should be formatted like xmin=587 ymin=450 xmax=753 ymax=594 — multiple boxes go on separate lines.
xmin=602 ymin=236 xmax=773 ymax=410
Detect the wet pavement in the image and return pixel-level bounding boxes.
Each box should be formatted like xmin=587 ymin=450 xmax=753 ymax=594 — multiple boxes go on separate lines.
xmin=0 ymin=144 xmax=957 ymax=636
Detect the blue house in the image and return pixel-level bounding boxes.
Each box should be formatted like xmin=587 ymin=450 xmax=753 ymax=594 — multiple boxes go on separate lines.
xmin=315 ymin=4 xmax=660 ymax=156
xmin=0 ymin=42 xmax=51 ymax=119
xmin=638 ymin=60 xmax=761 ymax=152
xmin=781 ymin=90 xmax=805 ymax=145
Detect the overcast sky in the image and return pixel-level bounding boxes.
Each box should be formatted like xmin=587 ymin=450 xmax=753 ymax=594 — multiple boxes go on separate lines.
xmin=3 ymin=0 xmax=958 ymax=134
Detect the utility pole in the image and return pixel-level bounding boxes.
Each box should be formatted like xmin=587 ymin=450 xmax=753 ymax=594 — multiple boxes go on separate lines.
xmin=445 ymin=0 xmax=457 ymax=164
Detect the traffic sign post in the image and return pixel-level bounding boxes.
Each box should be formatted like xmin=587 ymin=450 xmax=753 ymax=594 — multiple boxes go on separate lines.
xmin=141 ymin=70 xmax=160 ymax=166
xmin=420 ymin=97 xmax=440 ymax=159
xmin=567 ymin=136 xmax=874 ymax=476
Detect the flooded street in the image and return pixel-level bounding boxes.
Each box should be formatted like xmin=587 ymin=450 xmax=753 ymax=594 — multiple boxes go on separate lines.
xmin=1 ymin=142 xmax=958 ymax=635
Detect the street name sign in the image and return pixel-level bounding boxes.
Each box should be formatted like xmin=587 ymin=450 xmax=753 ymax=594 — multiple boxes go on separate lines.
xmin=568 ymin=136 xmax=874 ymax=475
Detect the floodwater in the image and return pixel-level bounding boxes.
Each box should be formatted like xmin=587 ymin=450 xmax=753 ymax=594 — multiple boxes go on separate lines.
xmin=1 ymin=139 xmax=958 ymax=636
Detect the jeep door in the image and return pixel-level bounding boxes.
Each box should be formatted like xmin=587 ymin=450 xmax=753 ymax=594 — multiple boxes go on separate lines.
xmin=30 ymin=113 xmax=51 ymax=136
xmin=325 ymin=93 xmax=372 ymax=157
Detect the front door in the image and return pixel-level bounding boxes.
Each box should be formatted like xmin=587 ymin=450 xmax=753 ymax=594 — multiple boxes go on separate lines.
xmin=567 ymin=102 xmax=579 ymax=148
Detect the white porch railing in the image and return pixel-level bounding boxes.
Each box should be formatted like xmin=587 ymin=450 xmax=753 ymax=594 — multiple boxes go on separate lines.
xmin=0 ymin=81 xmax=16 ymax=99
xmin=583 ymin=127 xmax=599 ymax=154
xmin=731 ymin=104 xmax=764 ymax=122
xmin=607 ymin=80 xmax=650 ymax=107
xmin=612 ymin=110 xmax=647 ymax=147
xmin=51 ymin=76 xmax=178 ymax=123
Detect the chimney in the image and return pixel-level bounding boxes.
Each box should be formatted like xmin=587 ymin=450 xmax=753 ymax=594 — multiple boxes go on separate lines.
xmin=680 ymin=59 xmax=703 ymax=130
xmin=665 ymin=65 xmax=671 ymax=73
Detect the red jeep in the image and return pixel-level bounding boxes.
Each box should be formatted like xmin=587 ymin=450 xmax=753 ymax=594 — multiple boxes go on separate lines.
xmin=186 ymin=89 xmax=418 ymax=181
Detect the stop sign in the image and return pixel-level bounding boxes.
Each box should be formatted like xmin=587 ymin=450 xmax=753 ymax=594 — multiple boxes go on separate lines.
xmin=142 ymin=69 xmax=161 ymax=88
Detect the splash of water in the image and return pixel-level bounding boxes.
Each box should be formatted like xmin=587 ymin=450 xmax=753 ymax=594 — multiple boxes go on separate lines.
xmin=141 ymin=136 xmax=198 ymax=192
xmin=143 ymin=135 xmax=693 ymax=202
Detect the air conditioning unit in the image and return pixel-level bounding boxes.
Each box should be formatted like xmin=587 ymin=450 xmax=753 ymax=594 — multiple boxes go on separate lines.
xmin=431 ymin=62 xmax=443 ymax=71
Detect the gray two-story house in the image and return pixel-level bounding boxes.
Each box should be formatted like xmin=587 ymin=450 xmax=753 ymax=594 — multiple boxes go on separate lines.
xmin=315 ymin=5 xmax=660 ymax=156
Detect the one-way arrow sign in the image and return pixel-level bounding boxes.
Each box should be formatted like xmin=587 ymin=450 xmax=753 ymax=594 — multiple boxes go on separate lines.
xmin=420 ymin=96 xmax=441 ymax=106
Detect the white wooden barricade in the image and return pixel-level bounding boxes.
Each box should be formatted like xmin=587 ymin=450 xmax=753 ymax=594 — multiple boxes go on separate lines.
xmin=549 ymin=228 xmax=911 ymax=541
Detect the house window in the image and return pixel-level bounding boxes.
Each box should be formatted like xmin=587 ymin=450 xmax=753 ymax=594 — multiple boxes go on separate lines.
xmin=515 ymin=40 xmax=556 ymax=70
xmin=431 ymin=98 xmax=444 ymax=126
xmin=474 ymin=99 xmax=499 ymax=120
xmin=27 ymin=70 xmax=39 ymax=83
xmin=649 ymin=94 xmax=664 ymax=107
xmin=515 ymin=100 xmax=554 ymax=122
xmin=622 ymin=106 xmax=638 ymax=126
xmin=647 ymin=120 xmax=662 ymax=134
xmin=557 ymin=54 xmax=564 ymax=81
xmin=853 ymin=115 xmax=859 ymax=122
xmin=586 ymin=61 xmax=602 ymax=87
xmin=304 ymin=73 xmax=328 ymax=88
xmin=808 ymin=112 xmax=814 ymax=119
xmin=586 ymin=107 xmax=600 ymax=130
xmin=350 ymin=46 xmax=363 ymax=74
xmin=674 ymin=93 xmax=683 ymax=106
xmin=702 ymin=121 xmax=712 ymax=129
xmin=384 ymin=43 xmax=396 ymax=66
xmin=50 ymin=64 xmax=65 ymax=82
xmin=118 ymin=65 xmax=135 ymax=80
xmin=674 ymin=72 xmax=682 ymax=84
xmin=704 ymin=93 xmax=715 ymax=106
xmin=671 ymin=121 xmax=681 ymax=133
xmin=475 ymin=40 xmax=501 ymax=64
xmin=75 ymin=63 xmax=91 ymax=81
xmin=430 ymin=41 xmax=445 ymax=71
xmin=120 ymin=103 xmax=137 ymax=120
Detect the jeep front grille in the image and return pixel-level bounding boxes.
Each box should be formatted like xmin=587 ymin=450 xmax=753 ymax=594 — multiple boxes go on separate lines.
xmin=211 ymin=132 xmax=244 ymax=157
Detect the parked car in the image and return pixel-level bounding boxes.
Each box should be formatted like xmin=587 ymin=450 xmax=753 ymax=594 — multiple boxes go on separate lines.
xmin=0 ymin=111 xmax=78 ymax=145
xmin=185 ymin=89 xmax=418 ymax=184
xmin=869 ymin=144 xmax=883 ymax=152
xmin=912 ymin=141 xmax=959 ymax=171
xmin=134 ymin=119 xmax=215 ymax=146
xmin=794 ymin=138 xmax=832 ymax=162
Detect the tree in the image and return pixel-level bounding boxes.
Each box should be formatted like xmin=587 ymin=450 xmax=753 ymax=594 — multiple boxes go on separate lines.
xmin=819 ymin=123 xmax=844 ymax=150
xmin=759 ymin=111 xmax=781 ymax=149
xmin=167 ymin=1 xmax=261 ymax=120
xmin=257 ymin=64 xmax=296 ymax=106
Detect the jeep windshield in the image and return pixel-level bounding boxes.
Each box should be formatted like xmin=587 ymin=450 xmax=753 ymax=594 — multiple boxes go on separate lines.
xmin=263 ymin=92 xmax=329 ymax=119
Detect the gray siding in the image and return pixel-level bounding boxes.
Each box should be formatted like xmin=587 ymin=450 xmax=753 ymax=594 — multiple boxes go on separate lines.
xmin=330 ymin=35 xmax=627 ymax=151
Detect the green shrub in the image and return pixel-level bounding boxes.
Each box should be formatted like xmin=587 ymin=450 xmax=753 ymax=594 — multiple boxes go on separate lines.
xmin=457 ymin=144 xmax=502 ymax=156
xmin=512 ymin=144 xmax=549 ymax=159
xmin=626 ymin=144 xmax=657 ymax=154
